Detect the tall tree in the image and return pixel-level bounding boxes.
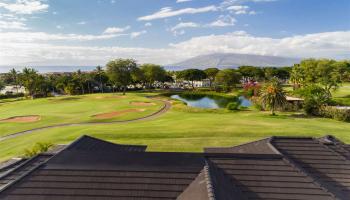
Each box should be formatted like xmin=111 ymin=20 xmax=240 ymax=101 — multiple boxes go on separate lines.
xmin=9 ymin=68 xmax=19 ymax=93
xmin=0 ymin=79 xmax=5 ymax=92
xmin=290 ymin=64 xmax=304 ymax=90
xmin=74 ymin=70 xmax=85 ymax=94
xmin=260 ymin=79 xmax=287 ymax=115
xmin=204 ymin=68 xmax=219 ymax=88
xmin=140 ymin=64 xmax=166 ymax=88
xmin=20 ymin=68 xmax=39 ymax=98
xmin=215 ymin=69 xmax=241 ymax=92
xmin=106 ymin=59 xmax=137 ymax=95
xmin=95 ymin=66 xmax=104 ymax=93
xmin=290 ymin=59 xmax=346 ymax=95
xmin=238 ymin=66 xmax=264 ymax=81
xmin=178 ymin=69 xmax=207 ymax=89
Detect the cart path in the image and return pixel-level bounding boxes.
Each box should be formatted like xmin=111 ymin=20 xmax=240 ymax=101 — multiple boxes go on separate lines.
xmin=0 ymin=98 xmax=171 ymax=141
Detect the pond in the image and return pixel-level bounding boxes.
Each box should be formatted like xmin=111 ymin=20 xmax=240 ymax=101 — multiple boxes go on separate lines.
xmin=171 ymin=94 xmax=252 ymax=109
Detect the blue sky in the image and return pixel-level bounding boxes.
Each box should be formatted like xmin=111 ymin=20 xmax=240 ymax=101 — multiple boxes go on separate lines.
xmin=0 ymin=0 xmax=349 ymax=66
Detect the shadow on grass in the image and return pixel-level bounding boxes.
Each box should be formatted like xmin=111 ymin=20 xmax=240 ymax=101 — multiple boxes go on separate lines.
xmin=49 ymin=97 xmax=81 ymax=101
xmin=0 ymin=98 xmax=25 ymax=104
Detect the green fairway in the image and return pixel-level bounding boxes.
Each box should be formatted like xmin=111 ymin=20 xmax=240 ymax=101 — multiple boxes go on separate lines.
xmin=333 ymin=83 xmax=350 ymax=105
xmin=1 ymin=89 xmax=350 ymax=162
xmin=0 ymin=93 xmax=163 ymax=137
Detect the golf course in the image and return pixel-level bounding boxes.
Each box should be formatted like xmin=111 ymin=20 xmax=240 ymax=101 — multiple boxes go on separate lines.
xmin=0 ymin=85 xmax=350 ymax=162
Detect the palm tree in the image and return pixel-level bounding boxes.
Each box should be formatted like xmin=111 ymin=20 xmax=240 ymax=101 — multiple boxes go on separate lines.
xmin=10 ymin=68 xmax=19 ymax=93
xmin=260 ymin=79 xmax=287 ymax=115
xmin=289 ymin=64 xmax=304 ymax=90
xmin=95 ymin=66 xmax=104 ymax=93
xmin=74 ymin=70 xmax=85 ymax=94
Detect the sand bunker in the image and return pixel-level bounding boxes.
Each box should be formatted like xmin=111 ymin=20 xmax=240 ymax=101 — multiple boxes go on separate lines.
xmin=92 ymin=109 xmax=145 ymax=119
xmin=130 ymin=101 xmax=156 ymax=106
xmin=1 ymin=115 xmax=41 ymax=123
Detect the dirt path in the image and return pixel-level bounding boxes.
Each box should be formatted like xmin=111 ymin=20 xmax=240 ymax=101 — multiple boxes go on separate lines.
xmin=0 ymin=98 xmax=171 ymax=141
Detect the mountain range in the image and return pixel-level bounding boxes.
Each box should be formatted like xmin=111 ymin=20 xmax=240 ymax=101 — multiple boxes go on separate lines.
xmin=167 ymin=53 xmax=301 ymax=70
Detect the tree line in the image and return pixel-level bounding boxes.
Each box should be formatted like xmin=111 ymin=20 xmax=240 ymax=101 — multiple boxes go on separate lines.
xmin=0 ymin=58 xmax=349 ymax=98
xmin=0 ymin=59 xmax=174 ymax=98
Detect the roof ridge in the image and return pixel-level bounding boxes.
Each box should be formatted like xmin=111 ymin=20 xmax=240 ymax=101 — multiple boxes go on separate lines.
xmin=205 ymin=153 xmax=283 ymax=159
xmin=206 ymin=159 xmax=249 ymax=200
xmin=271 ymin=136 xmax=314 ymax=139
xmin=204 ymin=137 xmax=271 ymax=151
xmin=281 ymin=157 xmax=338 ymax=200
xmin=320 ymin=135 xmax=350 ymax=159
xmin=269 ymin=137 xmax=342 ymax=200
xmin=203 ymin=161 xmax=216 ymax=200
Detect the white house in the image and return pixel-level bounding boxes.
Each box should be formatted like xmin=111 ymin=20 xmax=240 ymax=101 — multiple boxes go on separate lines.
xmin=0 ymin=85 xmax=26 ymax=95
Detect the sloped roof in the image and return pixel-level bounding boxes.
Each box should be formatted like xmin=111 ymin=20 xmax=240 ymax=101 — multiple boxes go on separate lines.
xmin=205 ymin=138 xmax=278 ymax=154
xmin=0 ymin=154 xmax=54 ymax=191
xmin=0 ymin=135 xmax=349 ymax=199
xmin=207 ymin=153 xmax=334 ymax=200
xmin=271 ymin=136 xmax=350 ymax=200
xmin=66 ymin=135 xmax=147 ymax=152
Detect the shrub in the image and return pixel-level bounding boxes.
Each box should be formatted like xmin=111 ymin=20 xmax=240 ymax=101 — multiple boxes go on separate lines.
xmin=0 ymin=93 xmax=24 ymax=99
xmin=227 ymin=101 xmax=241 ymax=110
xmin=23 ymin=142 xmax=53 ymax=158
xmin=320 ymin=106 xmax=350 ymax=122
xmin=295 ymin=85 xmax=331 ymax=116
xmin=243 ymin=81 xmax=261 ymax=97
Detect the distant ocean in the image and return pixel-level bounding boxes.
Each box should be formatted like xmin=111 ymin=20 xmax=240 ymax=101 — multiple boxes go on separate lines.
xmin=0 ymin=66 xmax=98 ymax=73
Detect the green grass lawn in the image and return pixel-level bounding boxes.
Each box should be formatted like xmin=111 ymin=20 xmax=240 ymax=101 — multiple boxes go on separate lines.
xmin=0 ymin=93 xmax=163 ymax=137
xmin=333 ymin=82 xmax=350 ymax=105
xmin=1 ymin=91 xmax=350 ymax=162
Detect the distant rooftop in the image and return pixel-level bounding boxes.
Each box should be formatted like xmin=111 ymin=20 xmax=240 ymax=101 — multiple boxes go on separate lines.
xmin=0 ymin=135 xmax=349 ymax=200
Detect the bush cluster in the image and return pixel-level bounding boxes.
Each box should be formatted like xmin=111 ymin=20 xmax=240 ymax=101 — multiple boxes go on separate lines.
xmin=320 ymin=106 xmax=350 ymax=122
xmin=0 ymin=93 xmax=24 ymax=99
xmin=23 ymin=142 xmax=53 ymax=158
xmin=226 ymin=102 xmax=241 ymax=110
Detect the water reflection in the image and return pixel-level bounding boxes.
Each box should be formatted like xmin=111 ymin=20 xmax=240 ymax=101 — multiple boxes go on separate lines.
xmin=171 ymin=93 xmax=252 ymax=109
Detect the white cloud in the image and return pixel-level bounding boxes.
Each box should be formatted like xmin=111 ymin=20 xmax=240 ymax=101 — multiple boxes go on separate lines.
xmin=103 ymin=26 xmax=130 ymax=34
xmin=144 ymin=22 xmax=152 ymax=27
xmin=226 ymin=5 xmax=256 ymax=15
xmin=169 ymin=22 xmax=200 ymax=36
xmin=208 ymin=15 xmax=236 ymax=27
xmin=130 ymin=30 xmax=147 ymax=38
xmin=138 ymin=6 xmax=217 ymax=21
xmin=0 ymin=31 xmax=349 ymax=66
xmin=169 ymin=31 xmax=350 ymax=60
xmin=173 ymin=29 xmax=185 ymax=36
xmin=0 ymin=20 xmax=28 ymax=30
xmin=0 ymin=0 xmax=49 ymax=14
xmin=171 ymin=22 xmax=200 ymax=31
xmin=56 ymin=25 xmax=63 ymax=29
xmin=77 ymin=21 xmax=87 ymax=25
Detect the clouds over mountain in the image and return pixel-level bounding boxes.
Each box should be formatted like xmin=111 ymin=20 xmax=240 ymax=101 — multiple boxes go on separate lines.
xmin=1 ymin=31 xmax=349 ymax=66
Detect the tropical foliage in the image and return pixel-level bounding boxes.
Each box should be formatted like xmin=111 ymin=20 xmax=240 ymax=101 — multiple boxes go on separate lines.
xmin=260 ymin=79 xmax=287 ymax=115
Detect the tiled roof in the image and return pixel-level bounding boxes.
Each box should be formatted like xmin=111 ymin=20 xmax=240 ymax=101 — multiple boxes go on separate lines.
xmin=0 ymin=159 xmax=26 ymax=177
xmin=66 ymin=135 xmax=147 ymax=152
xmin=207 ymin=153 xmax=334 ymax=200
xmin=205 ymin=138 xmax=278 ymax=154
xmin=0 ymin=152 xmax=205 ymax=199
xmin=271 ymin=136 xmax=350 ymax=200
xmin=0 ymin=154 xmax=53 ymax=191
xmin=0 ymin=135 xmax=349 ymax=199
